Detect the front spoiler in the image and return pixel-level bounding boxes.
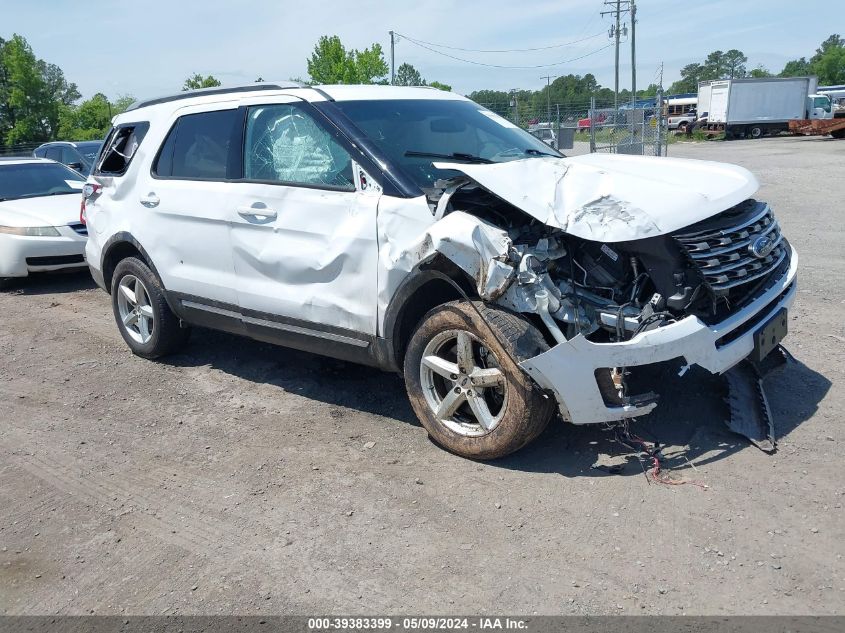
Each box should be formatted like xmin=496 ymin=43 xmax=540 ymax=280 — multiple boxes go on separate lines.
xmin=519 ymin=250 xmax=799 ymax=425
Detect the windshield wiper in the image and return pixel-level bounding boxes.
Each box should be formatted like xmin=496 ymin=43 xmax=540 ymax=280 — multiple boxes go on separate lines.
xmin=524 ymin=148 xmax=559 ymax=157
xmin=404 ymin=151 xmax=494 ymax=164
xmin=15 ymin=191 xmax=77 ymax=200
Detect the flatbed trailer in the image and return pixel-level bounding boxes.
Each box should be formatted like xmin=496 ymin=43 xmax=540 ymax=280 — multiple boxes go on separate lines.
xmin=788 ymin=118 xmax=845 ymax=138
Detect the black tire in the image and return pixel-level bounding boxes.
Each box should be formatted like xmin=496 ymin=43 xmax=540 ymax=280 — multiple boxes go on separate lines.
xmin=111 ymin=257 xmax=190 ymax=359
xmin=831 ymin=128 xmax=845 ymax=139
xmin=678 ymin=122 xmax=688 ymax=133
xmin=403 ymin=300 xmax=555 ymax=460
xmin=749 ymin=125 xmax=763 ymax=139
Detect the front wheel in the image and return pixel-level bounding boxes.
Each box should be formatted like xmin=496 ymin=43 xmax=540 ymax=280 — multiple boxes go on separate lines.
xmin=111 ymin=257 xmax=190 ymax=359
xmin=404 ymin=301 xmax=555 ymax=460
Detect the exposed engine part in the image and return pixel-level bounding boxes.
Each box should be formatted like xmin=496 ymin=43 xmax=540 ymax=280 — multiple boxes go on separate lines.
xmin=723 ymin=345 xmax=791 ymax=452
xmin=534 ymin=289 xmax=567 ymax=344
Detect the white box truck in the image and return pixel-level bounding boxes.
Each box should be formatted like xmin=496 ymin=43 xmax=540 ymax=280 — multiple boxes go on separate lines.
xmin=698 ymin=77 xmax=837 ymax=138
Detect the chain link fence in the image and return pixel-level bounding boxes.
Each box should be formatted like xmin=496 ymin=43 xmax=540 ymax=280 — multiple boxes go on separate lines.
xmin=477 ymin=94 xmax=668 ymax=156
xmin=589 ymin=94 xmax=668 ymax=157
xmin=0 ymin=142 xmax=40 ymax=157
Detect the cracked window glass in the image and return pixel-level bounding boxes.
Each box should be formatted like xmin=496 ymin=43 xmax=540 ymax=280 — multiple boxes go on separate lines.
xmin=245 ymin=104 xmax=354 ymax=190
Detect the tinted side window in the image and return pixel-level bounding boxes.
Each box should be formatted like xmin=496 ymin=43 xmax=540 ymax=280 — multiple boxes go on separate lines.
xmin=61 ymin=147 xmax=81 ymax=165
xmin=45 ymin=147 xmax=62 ymax=161
xmin=155 ymin=109 xmax=238 ymax=180
xmin=243 ymin=104 xmax=354 ymax=190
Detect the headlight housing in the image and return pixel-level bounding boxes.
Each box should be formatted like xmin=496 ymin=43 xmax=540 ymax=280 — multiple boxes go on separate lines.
xmin=0 ymin=225 xmax=62 ymax=237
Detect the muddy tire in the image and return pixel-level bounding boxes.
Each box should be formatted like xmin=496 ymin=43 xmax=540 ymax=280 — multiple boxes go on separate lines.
xmin=403 ymin=300 xmax=555 ymax=460
xmin=111 ymin=257 xmax=190 ymax=359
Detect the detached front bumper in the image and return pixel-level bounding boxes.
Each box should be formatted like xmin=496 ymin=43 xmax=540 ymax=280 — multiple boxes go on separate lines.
xmin=0 ymin=227 xmax=87 ymax=278
xmin=520 ymin=249 xmax=799 ymax=425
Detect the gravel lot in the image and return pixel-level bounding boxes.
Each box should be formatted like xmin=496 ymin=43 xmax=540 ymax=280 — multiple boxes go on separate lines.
xmin=1 ymin=136 xmax=843 ymax=616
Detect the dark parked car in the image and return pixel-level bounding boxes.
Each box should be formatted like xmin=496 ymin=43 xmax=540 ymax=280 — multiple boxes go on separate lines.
xmin=33 ymin=141 xmax=103 ymax=175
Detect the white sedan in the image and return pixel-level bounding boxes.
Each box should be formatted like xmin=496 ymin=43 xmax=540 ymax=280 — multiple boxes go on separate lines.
xmin=0 ymin=158 xmax=88 ymax=280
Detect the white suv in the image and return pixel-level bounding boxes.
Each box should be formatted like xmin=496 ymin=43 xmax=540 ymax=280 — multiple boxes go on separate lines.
xmin=84 ymin=83 xmax=797 ymax=459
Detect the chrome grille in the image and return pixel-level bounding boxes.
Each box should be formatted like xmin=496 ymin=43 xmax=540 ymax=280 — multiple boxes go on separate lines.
xmin=68 ymin=222 xmax=88 ymax=236
xmin=674 ymin=202 xmax=788 ymax=297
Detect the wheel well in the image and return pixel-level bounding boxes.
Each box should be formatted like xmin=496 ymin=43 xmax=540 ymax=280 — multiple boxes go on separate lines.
xmin=102 ymin=241 xmax=146 ymax=292
xmin=390 ymin=262 xmax=478 ymax=370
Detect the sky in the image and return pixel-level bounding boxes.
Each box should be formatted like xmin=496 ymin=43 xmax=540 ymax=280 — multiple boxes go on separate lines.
xmin=2 ymin=0 xmax=836 ymax=100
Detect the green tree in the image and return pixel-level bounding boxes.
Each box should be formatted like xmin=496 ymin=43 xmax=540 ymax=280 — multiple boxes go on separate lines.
xmin=353 ymin=43 xmax=389 ymax=84
xmin=428 ymin=80 xmax=451 ymax=92
xmin=306 ymin=35 xmax=388 ymax=84
xmin=307 ymin=35 xmax=354 ymax=84
xmin=112 ymin=95 xmax=136 ymax=115
xmin=749 ymin=65 xmax=772 ymax=78
xmin=701 ymin=50 xmax=726 ymax=79
xmin=0 ymin=34 xmax=76 ymax=145
xmin=182 ymin=73 xmax=222 ymax=91
xmin=810 ymin=34 xmax=845 ymax=84
xmin=779 ymin=57 xmax=811 ymax=77
xmin=395 ymin=62 xmax=424 ymax=86
xmin=57 ymin=93 xmax=134 ymax=140
xmin=637 ymin=83 xmax=659 ymax=98
xmin=723 ymin=49 xmax=748 ymax=79
xmin=58 ymin=93 xmax=110 ymax=140
xmin=668 ymin=63 xmax=703 ymax=93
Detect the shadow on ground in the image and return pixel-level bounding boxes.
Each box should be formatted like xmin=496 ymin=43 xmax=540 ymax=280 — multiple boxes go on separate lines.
xmin=0 ymin=270 xmax=96 ymax=295
xmin=493 ymin=358 xmax=830 ymax=478
xmin=165 ymin=325 xmax=830 ymax=478
xmin=168 ymin=327 xmax=418 ymax=425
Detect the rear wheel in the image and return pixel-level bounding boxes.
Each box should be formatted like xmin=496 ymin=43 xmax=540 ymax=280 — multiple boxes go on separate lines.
xmin=111 ymin=257 xmax=190 ymax=359
xmin=403 ymin=301 xmax=555 ymax=460
xmin=749 ymin=125 xmax=764 ymax=139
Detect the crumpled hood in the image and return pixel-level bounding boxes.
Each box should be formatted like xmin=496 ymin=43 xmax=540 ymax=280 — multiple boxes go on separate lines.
xmin=0 ymin=193 xmax=82 ymax=228
xmin=433 ymin=153 xmax=759 ymax=242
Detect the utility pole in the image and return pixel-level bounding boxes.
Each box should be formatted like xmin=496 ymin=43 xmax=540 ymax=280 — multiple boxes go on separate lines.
xmin=541 ymin=75 xmax=553 ymax=123
xmin=613 ymin=0 xmax=620 ymax=110
xmin=389 ymin=30 xmax=395 ymax=85
xmin=630 ymin=0 xmax=636 ymax=105
xmin=601 ymin=0 xmax=632 ymax=111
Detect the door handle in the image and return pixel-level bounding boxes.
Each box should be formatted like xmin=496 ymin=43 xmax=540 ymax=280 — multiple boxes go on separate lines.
xmin=237 ymin=205 xmax=277 ymax=222
xmin=140 ymin=193 xmax=160 ymax=208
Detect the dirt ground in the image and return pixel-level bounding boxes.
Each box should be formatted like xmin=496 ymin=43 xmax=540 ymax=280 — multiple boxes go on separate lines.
xmin=1 ymin=136 xmax=843 ymax=616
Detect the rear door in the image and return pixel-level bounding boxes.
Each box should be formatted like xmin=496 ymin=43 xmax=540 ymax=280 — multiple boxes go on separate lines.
xmin=137 ymin=105 xmax=240 ymax=307
xmin=228 ymin=95 xmax=380 ymax=339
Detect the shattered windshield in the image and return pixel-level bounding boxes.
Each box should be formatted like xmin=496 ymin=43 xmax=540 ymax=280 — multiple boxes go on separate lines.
xmin=332 ymin=99 xmax=560 ymax=189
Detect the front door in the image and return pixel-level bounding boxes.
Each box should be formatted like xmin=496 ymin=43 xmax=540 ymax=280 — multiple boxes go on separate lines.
xmin=229 ymin=97 xmax=380 ymax=341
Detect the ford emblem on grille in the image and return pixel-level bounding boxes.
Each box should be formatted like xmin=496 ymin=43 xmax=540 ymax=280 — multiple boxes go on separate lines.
xmin=750 ymin=235 xmax=775 ymax=259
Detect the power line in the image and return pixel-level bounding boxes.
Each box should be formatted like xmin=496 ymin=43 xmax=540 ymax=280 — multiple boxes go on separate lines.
xmin=392 ymin=31 xmax=605 ymax=53
xmin=396 ymin=36 xmax=614 ymax=70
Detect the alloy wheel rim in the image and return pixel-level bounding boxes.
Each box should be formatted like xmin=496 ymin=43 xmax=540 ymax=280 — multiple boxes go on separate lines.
xmin=419 ymin=329 xmax=507 ymax=437
xmin=116 ymin=274 xmax=155 ymax=345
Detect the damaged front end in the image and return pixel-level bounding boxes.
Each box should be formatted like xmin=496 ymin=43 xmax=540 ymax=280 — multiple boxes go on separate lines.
xmin=405 ymin=156 xmax=798 ymax=449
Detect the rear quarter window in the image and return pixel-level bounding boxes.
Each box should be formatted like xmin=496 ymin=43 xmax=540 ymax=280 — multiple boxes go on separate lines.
xmin=95 ymin=122 xmax=150 ymax=176
xmin=153 ymin=109 xmax=239 ymax=180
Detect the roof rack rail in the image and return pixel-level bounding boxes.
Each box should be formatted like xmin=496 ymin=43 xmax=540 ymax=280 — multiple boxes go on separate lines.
xmin=125 ymin=81 xmax=306 ymax=112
